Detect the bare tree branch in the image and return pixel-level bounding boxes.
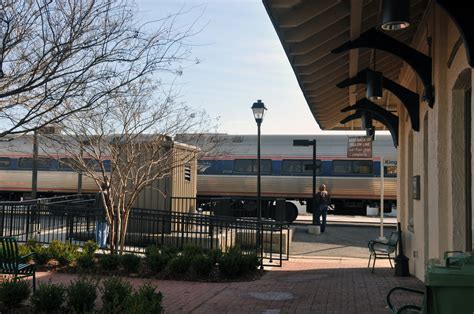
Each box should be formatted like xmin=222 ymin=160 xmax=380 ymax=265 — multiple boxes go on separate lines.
xmin=0 ymin=0 xmax=197 ymax=136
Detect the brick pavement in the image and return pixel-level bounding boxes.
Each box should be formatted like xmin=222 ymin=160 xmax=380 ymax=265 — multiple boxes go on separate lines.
xmin=36 ymin=257 xmax=424 ymax=314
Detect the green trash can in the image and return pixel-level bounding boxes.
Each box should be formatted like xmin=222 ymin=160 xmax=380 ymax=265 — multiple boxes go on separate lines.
xmin=424 ymin=251 xmax=474 ymax=314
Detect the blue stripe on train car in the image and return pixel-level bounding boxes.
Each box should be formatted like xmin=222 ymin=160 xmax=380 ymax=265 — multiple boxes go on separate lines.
xmin=198 ymin=159 xmax=397 ymax=178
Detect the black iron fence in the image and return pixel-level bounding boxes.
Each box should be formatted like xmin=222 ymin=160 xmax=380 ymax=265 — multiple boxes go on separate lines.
xmin=0 ymin=199 xmax=290 ymax=267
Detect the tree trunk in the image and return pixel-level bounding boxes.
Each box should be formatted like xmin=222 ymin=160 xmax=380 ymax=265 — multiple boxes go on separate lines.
xmin=119 ymin=209 xmax=130 ymax=254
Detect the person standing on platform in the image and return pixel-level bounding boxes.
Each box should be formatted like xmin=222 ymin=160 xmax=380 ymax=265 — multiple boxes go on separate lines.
xmin=315 ymin=184 xmax=331 ymax=233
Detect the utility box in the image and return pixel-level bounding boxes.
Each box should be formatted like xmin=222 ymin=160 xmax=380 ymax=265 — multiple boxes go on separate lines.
xmin=424 ymin=251 xmax=474 ymax=314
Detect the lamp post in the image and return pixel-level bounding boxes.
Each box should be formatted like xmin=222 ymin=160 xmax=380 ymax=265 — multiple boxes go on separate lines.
xmin=251 ymin=100 xmax=267 ymax=266
xmin=31 ymin=130 xmax=39 ymax=200
xmin=293 ymin=139 xmax=317 ymax=224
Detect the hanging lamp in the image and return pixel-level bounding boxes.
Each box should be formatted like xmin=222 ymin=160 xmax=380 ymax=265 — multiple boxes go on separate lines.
xmin=366 ymin=50 xmax=383 ymax=100
xmin=381 ymin=0 xmax=410 ymax=31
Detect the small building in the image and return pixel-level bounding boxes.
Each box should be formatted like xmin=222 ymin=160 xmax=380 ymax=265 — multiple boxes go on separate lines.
xmin=134 ymin=141 xmax=199 ymax=213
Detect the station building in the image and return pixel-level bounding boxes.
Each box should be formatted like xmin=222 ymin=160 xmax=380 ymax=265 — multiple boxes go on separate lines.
xmin=263 ymin=0 xmax=473 ymax=280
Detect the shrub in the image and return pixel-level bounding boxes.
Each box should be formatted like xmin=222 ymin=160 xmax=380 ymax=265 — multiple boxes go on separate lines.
xmin=99 ymin=253 xmax=120 ymax=271
xmin=189 ymin=254 xmax=214 ymax=278
xmin=165 ymin=255 xmax=192 ymax=277
xmin=240 ymin=253 xmax=260 ymax=275
xmin=48 ymin=240 xmax=79 ymax=266
xmin=124 ymin=282 xmax=163 ymax=314
xmin=83 ymin=240 xmax=98 ymax=256
xmin=26 ymin=238 xmax=40 ymax=250
xmin=31 ymin=281 xmax=66 ymax=312
xmin=218 ymin=247 xmax=259 ymax=279
xmin=145 ymin=246 xmax=174 ymax=273
xmin=33 ymin=246 xmax=52 ymax=265
xmin=209 ymin=248 xmax=222 ymax=264
xmin=120 ymin=254 xmax=141 ymax=273
xmin=66 ymin=277 xmax=98 ymax=313
xmin=101 ymin=277 xmax=132 ymax=313
xmin=182 ymin=245 xmax=204 ymax=258
xmin=218 ymin=248 xmax=242 ymax=279
xmin=0 ymin=279 xmax=30 ymax=309
xmin=76 ymin=254 xmax=96 ymax=270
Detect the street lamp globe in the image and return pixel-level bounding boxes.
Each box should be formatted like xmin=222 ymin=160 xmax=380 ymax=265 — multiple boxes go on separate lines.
xmin=251 ymin=100 xmax=267 ymax=124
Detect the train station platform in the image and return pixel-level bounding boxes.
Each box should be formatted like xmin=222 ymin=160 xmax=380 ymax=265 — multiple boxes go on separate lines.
xmin=295 ymin=214 xmax=397 ymax=226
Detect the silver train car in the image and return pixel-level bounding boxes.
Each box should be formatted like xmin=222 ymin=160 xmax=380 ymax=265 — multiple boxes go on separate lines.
xmin=192 ymin=133 xmax=397 ymax=219
xmin=0 ymin=135 xmax=99 ymax=200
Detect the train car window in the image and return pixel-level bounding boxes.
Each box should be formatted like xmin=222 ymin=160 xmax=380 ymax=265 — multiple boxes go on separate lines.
xmin=282 ymin=160 xmax=302 ymax=173
xmin=282 ymin=159 xmax=321 ymax=174
xmin=59 ymin=158 xmax=76 ymax=170
xmin=18 ymin=157 xmax=52 ymax=169
xmin=234 ymin=159 xmax=253 ymax=173
xmin=302 ymin=160 xmax=322 ymax=174
xmin=332 ymin=160 xmax=373 ymax=175
xmin=384 ymin=165 xmax=397 ymax=177
xmin=0 ymin=157 xmax=11 ymax=168
xmin=352 ymin=160 xmax=373 ymax=174
xmin=85 ymin=159 xmax=102 ymax=171
xmin=332 ymin=160 xmax=352 ymax=174
xmin=234 ymin=159 xmax=272 ymax=174
xmin=259 ymin=159 xmax=272 ymax=174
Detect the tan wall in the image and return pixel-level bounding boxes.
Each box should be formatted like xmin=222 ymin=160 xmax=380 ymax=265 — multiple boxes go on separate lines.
xmin=398 ymin=5 xmax=473 ymax=281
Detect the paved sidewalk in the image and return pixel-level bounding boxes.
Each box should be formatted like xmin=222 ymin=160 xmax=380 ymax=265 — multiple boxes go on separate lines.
xmin=36 ymin=257 xmax=423 ymax=314
xmin=290 ymin=225 xmax=396 ymax=258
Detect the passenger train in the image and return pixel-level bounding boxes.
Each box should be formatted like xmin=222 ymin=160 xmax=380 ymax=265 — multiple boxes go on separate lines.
xmin=0 ymin=135 xmax=106 ymax=200
xmin=1 ymin=133 xmax=397 ymax=222
xmin=183 ymin=133 xmax=398 ymax=221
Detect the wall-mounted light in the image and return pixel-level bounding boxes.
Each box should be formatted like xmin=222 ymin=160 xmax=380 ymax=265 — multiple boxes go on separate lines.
xmin=381 ymin=0 xmax=410 ymax=31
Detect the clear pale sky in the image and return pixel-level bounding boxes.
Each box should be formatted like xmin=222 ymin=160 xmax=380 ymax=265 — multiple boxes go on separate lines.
xmin=137 ymin=0 xmax=326 ymax=135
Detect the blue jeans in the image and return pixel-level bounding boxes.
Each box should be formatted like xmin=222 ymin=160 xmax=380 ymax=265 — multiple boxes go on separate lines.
xmin=95 ymin=221 xmax=109 ymax=248
xmin=315 ymin=205 xmax=328 ymax=232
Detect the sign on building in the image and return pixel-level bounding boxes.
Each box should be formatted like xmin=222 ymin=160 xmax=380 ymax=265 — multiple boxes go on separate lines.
xmin=347 ymin=136 xmax=372 ymax=158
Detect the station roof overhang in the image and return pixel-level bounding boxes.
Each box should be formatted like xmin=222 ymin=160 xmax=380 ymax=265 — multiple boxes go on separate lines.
xmin=262 ymin=0 xmax=430 ymax=131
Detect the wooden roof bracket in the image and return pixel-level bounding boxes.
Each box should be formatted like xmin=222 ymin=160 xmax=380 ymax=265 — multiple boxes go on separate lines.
xmin=337 ymin=68 xmax=420 ymax=131
xmin=332 ymin=28 xmax=434 ymax=108
xmin=436 ymin=0 xmax=474 ymax=67
xmin=341 ymin=98 xmax=399 ymax=147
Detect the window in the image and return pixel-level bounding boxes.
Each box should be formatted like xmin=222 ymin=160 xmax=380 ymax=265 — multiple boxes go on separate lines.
xmin=85 ymin=159 xmax=102 ymax=171
xmin=0 ymin=157 xmax=11 ymax=168
xmin=384 ymin=166 xmax=397 ymax=177
xmin=282 ymin=159 xmax=321 ymax=175
xmin=18 ymin=157 xmax=52 ymax=169
xmin=59 ymin=158 xmax=76 ymax=170
xmin=233 ymin=159 xmax=272 ymax=174
xmin=332 ymin=160 xmax=373 ymax=175
xmin=184 ymin=163 xmax=191 ymax=181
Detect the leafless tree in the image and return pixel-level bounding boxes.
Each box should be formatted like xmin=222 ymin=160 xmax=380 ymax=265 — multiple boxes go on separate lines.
xmin=0 ymin=0 xmax=197 ymax=136
xmin=42 ymin=79 xmax=214 ymax=254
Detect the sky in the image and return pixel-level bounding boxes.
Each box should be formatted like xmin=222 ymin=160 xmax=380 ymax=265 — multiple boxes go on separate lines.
xmin=136 ymin=0 xmax=327 ymax=135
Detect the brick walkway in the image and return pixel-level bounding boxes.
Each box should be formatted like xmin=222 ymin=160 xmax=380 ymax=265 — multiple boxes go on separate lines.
xmin=36 ymin=257 xmax=424 ymax=314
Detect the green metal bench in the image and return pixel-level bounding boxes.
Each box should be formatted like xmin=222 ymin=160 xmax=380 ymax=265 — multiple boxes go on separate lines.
xmin=0 ymin=237 xmax=36 ymax=291
xmin=368 ymin=230 xmax=399 ymax=273
xmin=386 ymin=286 xmax=424 ymax=313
